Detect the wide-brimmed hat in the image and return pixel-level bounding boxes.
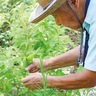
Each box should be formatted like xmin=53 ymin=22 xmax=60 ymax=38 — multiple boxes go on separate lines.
xmin=29 ymin=0 xmax=66 ymax=23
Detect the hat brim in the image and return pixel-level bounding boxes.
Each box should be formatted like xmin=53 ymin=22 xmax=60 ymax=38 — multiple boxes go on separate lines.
xmin=29 ymin=0 xmax=66 ymax=23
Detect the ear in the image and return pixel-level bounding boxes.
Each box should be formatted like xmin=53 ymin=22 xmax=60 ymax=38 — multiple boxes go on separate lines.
xmin=70 ymin=0 xmax=80 ymax=8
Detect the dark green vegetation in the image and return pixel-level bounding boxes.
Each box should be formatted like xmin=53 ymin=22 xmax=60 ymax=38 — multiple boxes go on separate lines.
xmin=0 ymin=0 xmax=95 ymax=96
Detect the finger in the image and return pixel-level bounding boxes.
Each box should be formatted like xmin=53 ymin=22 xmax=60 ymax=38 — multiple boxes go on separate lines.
xmin=25 ymin=64 xmax=36 ymax=71
xmin=22 ymin=77 xmax=30 ymax=83
xmin=23 ymin=81 xmax=40 ymax=90
xmin=28 ymin=65 xmax=40 ymax=73
xmin=23 ymin=83 xmax=35 ymax=90
xmin=22 ymin=80 xmax=34 ymax=88
xmin=30 ymin=68 xmax=40 ymax=73
xmin=23 ymin=81 xmax=30 ymax=86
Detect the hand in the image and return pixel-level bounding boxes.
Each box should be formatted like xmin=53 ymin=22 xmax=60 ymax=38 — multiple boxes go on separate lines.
xmin=25 ymin=58 xmax=40 ymax=73
xmin=22 ymin=73 xmax=43 ymax=90
xmin=25 ymin=58 xmax=53 ymax=73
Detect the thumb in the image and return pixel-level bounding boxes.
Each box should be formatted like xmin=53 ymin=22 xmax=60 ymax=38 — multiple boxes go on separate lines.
xmin=25 ymin=64 xmax=33 ymax=71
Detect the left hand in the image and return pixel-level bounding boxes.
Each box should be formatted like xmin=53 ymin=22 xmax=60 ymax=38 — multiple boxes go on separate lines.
xmin=22 ymin=73 xmax=43 ymax=90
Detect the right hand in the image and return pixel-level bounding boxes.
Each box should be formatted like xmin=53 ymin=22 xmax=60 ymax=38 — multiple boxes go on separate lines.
xmin=25 ymin=58 xmax=40 ymax=73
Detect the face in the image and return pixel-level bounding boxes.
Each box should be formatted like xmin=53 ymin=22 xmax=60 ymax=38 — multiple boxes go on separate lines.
xmin=51 ymin=1 xmax=85 ymax=30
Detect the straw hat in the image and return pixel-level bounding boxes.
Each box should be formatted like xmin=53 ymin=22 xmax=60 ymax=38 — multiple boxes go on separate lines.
xmin=29 ymin=0 xmax=66 ymax=23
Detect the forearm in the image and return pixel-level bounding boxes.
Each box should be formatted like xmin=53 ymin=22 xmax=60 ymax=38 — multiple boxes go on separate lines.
xmin=44 ymin=45 xmax=84 ymax=71
xmin=47 ymin=69 xmax=95 ymax=89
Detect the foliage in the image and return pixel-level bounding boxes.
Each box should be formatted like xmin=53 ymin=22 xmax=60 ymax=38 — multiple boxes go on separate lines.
xmin=0 ymin=0 xmax=94 ymax=96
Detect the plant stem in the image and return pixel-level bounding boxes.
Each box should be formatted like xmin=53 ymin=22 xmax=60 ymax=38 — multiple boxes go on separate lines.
xmin=39 ymin=57 xmax=47 ymax=96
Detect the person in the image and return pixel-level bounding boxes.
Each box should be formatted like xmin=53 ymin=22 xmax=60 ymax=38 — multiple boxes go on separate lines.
xmin=22 ymin=0 xmax=96 ymax=90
